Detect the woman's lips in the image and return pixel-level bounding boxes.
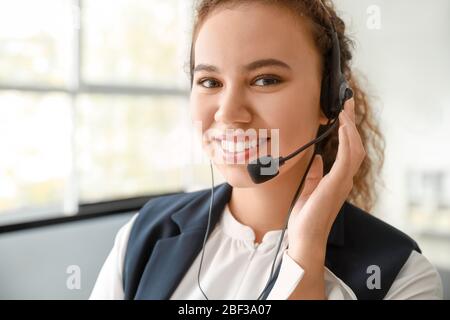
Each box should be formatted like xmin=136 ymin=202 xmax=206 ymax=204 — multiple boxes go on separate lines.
xmin=211 ymin=137 xmax=271 ymax=164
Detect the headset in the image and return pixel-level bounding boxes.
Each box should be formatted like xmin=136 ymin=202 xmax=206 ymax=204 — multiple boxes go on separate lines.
xmin=196 ymin=0 xmax=354 ymax=300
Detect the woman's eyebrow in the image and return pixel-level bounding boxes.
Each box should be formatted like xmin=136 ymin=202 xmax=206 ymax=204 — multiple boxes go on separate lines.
xmin=245 ymin=59 xmax=292 ymax=71
xmin=193 ymin=58 xmax=292 ymax=73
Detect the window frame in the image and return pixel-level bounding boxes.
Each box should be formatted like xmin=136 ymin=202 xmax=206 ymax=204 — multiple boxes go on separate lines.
xmin=0 ymin=0 xmax=191 ymax=231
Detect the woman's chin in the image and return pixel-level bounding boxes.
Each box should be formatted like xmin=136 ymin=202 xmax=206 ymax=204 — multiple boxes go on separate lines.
xmin=214 ymin=163 xmax=257 ymax=188
xmin=206 ymin=138 xmax=275 ymax=187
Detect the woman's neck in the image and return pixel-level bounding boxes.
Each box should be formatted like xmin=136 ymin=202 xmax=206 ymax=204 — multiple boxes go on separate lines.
xmin=228 ymin=149 xmax=314 ymax=243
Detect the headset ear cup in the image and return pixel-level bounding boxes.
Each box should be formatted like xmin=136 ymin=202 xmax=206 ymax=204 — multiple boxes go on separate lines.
xmin=320 ymin=73 xmax=332 ymax=120
xmin=344 ymin=87 xmax=354 ymax=101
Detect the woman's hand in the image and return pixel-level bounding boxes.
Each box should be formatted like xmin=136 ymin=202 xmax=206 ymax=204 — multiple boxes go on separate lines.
xmin=287 ymin=97 xmax=366 ymax=299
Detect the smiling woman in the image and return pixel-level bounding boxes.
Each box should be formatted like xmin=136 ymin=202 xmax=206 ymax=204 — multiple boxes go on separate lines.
xmin=189 ymin=0 xmax=382 ymax=213
xmin=90 ymin=0 xmax=443 ymax=300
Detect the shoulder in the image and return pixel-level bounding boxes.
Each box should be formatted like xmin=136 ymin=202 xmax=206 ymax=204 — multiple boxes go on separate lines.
xmin=121 ymin=186 xmax=221 ymax=298
xmin=132 ymin=183 xmax=233 ymax=234
xmin=133 ymin=187 xmax=212 ymax=227
xmin=90 ymin=213 xmax=139 ymax=300
xmin=141 ymin=187 xmax=212 ymax=213
xmin=327 ymin=202 xmax=425 ymax=299
xmin=341 ymin=201 xmax=420 ymax=253
xmin=385 ymin=250 xmax=444 ymax=299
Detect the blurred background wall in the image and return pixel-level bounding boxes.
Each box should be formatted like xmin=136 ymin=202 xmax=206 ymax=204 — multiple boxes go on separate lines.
xmin=0 ymin=0 xmax=449 ymax=299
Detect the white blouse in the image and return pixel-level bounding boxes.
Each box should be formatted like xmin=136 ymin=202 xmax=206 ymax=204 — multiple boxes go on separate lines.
xmin=90 ymin=204 xmax=443 ymax=300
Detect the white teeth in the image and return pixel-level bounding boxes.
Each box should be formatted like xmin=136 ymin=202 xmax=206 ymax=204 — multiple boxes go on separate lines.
xmin=219 ymin=139 xmax=261 ymax=153
xmin=228 ymin=141 xmax=235 ymax=152
xmin=235 ymin=142 xmax=244 ymax=152
xmin=258 ymin=138 xmax=268 ymax=145
xmin=221 ymin=140 xmax=228 ymax=152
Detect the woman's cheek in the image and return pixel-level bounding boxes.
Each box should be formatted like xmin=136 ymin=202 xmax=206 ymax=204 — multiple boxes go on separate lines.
xmin=190 ymin=96 xmax=212 ymax=129
xmin=267 ymin=105 xmax=316 ymax=156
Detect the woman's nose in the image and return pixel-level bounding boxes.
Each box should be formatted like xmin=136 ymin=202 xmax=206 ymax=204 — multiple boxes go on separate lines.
xmin=214 ymin=86 xmax=252 ymax=125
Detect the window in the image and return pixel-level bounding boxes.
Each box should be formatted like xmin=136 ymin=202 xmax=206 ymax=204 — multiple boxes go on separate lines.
xmin=0 ymin=92 xmax=72 ymax=224
xmin=0 ymin=0 xmax=73 ymax=86
xmin=0 ymin=0 xmax=215 ymax=226
xmin=82 ymin=0 xmax=187 ymax=88
xmin=336 ymin=0 xmax=450 ymax=270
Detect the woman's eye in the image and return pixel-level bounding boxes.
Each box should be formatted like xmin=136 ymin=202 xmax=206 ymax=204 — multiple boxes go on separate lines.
xmin=253 ymin=76 xmax=282 ymax=86
xmin=196 ymin=76 xmax=281 ymax=88
xmin=198 ymin=78 xmax=221 ymax=88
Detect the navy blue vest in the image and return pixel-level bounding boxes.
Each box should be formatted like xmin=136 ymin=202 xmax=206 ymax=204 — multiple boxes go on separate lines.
xmin=123 ymin=182 xmax=421 ymax=300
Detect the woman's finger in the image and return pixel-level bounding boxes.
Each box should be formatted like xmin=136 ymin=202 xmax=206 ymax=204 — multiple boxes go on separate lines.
xmin=344 ymin=97 xmax=356 ymax=123
xmin=340 ymin=109 xmax=355 ymax=152
xmin=330 ymin=121 xmax=350 ymax=180
xmin=341 ymin=105 xmax=366 ymax=170
xmin=299 ymin=155 xmax=323 ymax=198
xmin=292 ymin=154 xmax=324 ymax=213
